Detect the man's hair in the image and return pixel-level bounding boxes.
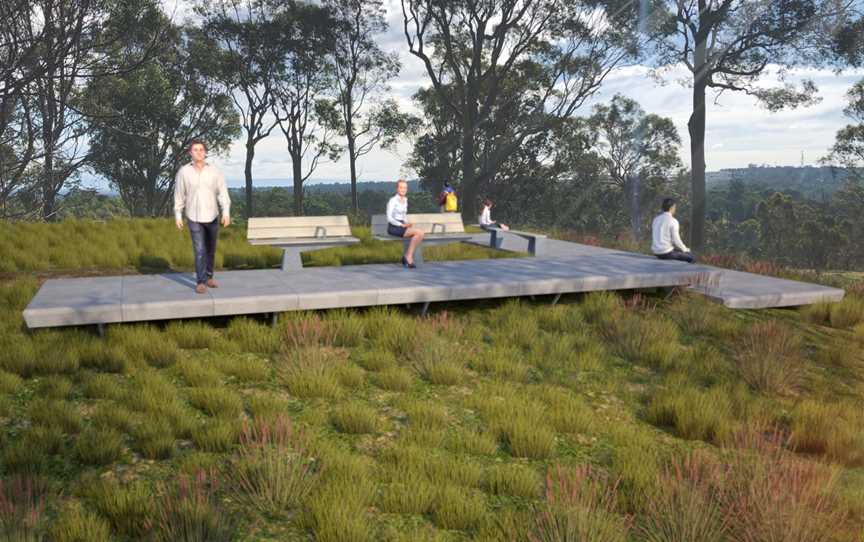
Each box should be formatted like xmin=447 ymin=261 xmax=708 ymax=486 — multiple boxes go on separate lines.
xmin=661 ymin=198 xmax=676 ymax=212
xmin=188 ymin=139 xmax=208 ymax=152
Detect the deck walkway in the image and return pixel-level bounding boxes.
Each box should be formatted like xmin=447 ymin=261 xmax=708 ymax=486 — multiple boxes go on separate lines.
xmin=466 ymin=233 xmax=845 ymax=309
xmin=23 ymin=233 xmax=844 ymax=329
xmin=24 ymin=252 xmax=720 ymax=329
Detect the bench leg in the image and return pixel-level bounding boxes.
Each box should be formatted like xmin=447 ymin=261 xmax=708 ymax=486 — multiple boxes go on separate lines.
xmin=489 ymin=229 xmax=503 ymax=250
xmin=529 ymin=237 xmax=547 ymax=257
xmin=281 ymin=248 xmax=304 ymax=271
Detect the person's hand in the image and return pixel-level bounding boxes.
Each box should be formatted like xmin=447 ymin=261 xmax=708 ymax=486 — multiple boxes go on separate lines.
xmin=175 ymin=217 xmax=183 ymax=230
xmin=501 ymin=224 xmax=510 ymax=231
xmin=404 ymin=222 xmax=413 ymax=228
xmin=221 ymin=215 xmax=231 ymax=227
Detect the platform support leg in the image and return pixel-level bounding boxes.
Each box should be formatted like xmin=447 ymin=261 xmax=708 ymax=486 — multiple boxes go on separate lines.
xmin=551 ymin=293 xmax=562 ymax=305
xmin=281 ymin=248 xmax=304 ymax=271
xmin=271 ymin=312 xmax=279 ymax=327
xmin=96 ymin=323 xmax=105 ymax=338
xmin=421 ymin=302 xmax=430 ymax=316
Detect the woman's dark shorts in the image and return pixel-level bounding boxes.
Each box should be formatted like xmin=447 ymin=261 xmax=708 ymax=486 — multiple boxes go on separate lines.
xmin=387 ymin=224 xmax=407 ymax=237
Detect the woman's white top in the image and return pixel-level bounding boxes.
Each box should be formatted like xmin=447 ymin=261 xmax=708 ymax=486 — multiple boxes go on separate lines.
xmin=479 ymin=205 xmax=492 ymax=226
xmin=386 ymin=194 xmax=408 ymax=226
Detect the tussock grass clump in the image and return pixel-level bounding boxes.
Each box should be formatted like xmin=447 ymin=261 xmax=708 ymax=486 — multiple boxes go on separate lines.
xmin=279 ymin=347 xmax=344 ymax=399
xmin=109 ymin=325 xmax=178 ymax=368
xmin=608 ymin=314 xmax=681 ymax=370
xmin=165 ymin=320 xmax=221 ymax=350
xmin=734 ymin=320 xmax=805 ymax=395
xmin=672 ymin=295 xmax=738 ymax=338
xmin=815 ymin=340 xmax=862 ymax=369
xmin=213 ymin=355 xmax=271 ymax=383
xmin=380 ymin=444 xmax=483 ymax=489
xmin=28 ymin=398 xmax=83 ymax=434
xmin=364 ymin=307 xmax=422 ymax=358
xmin=412 ymin=336 xmax=466 ymax=385
xmin=150 ymin=470 xmax=237 ymax=542
xmin=125 ymin=370 xmax=195 ymax=437
xmin=85 ymin=479 xmax=153 ymax=539
xmin=36 ymin=375 xmax=74 ymax=399
xmin=225 ymin=317 xmax=280 ymax=353
xmin=378 ymin=469 xmax=437 ymax=515
xmin=579 ymin=290 xmax=623 ymax=330
xmin=282 ymin=313 xmax=337 ymax=349
xmin=192 ymin=418 xmax=239 ymax=453
xmin=372 ymin=366 xmax=414 ymax=391
xmin=2 ymin=430 xmax=54 ymax=474
xmin=431 ymin=485 xmax=489 ymax=531
xmin=636 ymin=452 xmax=730 ymax=542
xmin=80 ymin=371 xmax=123 ymax=400
xmin=539 ymin=385 xmax=596 ymax=434
xmin=131 ymin=417 xmax=175 ymax=459
xmin=537 ymin=305 xmax=586 ymax=334
xmin=334 ymin=364 xmax=366 ymax=389
xmin=246 ymin=392 xmax=292 ymax=422
xmin=331 ymin=401 xmax=381 ymax=434
xmin=790 ymin=400 xmax=864 ymax=467
xmin=49 ymin=500 xmax=112 ymax=542
xmin=229 ymin=416 xmax=319 ymax=515
xmin=531 ymin=465 xmax=628 ymax=542
xmin=326 ymin=309 xmax=367 ymax=347
xmin=646 ymin=380 xmax=743 ymax=443
xmin=306 ymin=454 xmax=377 ymax=542
xmin=74 ymin=425 xmax=124 ymax=465
xmin=801 ymin=301 xmax=832 ymax=326
xmin=444 ymin=428 xmax=499 ymax=456
xmin=498 ymin=413 xmax=557 ymax=459
xmin=1 ymin=334 xmax=80 ymax=376
xmin=77 ymin=341 xmax=128 ymax=373
xmin=469 ymin=345 xmax=530 ymax=382
xmin=0 ymin=370 xmax=23 ymax=394
xmin=176 ymin=358 xmax=222 ymax=387
xmin=353 ymin=348 xmax=398 ymax=371
xmin=187 ymin=386 xmax=243 ymax=419
xmin=482 ymin=464 xmax=542 ymax=498
xmin=829 ymin=296 xmax=864 ymax=329
xmin=398 ymin=398 xmax=450 ymax=431
xmin=486 ymin=300 xmax=540 ymax=351
xmin=90 ymin=403 xmax=134 ymax=432
xmin=0 ymin=475 xmax=48 ymax=541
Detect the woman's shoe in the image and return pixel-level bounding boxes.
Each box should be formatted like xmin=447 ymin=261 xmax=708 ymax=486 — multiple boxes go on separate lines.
xmin=406 ymin=259 xmax=416 ymax=269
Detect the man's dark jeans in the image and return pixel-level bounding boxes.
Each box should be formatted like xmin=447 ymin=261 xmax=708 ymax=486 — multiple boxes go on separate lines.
xmin=656 ymin=250 xmax=695 ymax=264
xmin=188 ymin=218 xmax=219 ymax=284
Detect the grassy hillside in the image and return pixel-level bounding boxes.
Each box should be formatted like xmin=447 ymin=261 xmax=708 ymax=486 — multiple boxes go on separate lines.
xmin=1 ymin=218 xmax=863 ymax=541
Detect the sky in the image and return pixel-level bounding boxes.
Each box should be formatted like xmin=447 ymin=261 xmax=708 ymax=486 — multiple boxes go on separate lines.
xmin=158 ymin=0 xmax=864 ymax=189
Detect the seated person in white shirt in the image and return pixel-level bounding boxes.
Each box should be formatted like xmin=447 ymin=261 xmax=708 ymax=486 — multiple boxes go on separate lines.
xmin=651 ymin=198 xmax=695 ymax=264
xmin=385 ymin=179 xmax=425 ymax=268
xmin=174 ymin=139 xmax=231 ymax=294
xmin=479 ymin=198 xmax=509 ymax=231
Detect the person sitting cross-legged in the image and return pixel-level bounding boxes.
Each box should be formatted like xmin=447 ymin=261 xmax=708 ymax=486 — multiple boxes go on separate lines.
xmin=479 ymin=199 xmax=509 ymax=231
xmin=651 ymin=198 xmax=695 ymax=264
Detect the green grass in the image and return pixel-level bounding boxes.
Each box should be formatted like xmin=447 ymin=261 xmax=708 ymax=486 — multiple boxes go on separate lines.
xmin=1 ymin=218 xmax=863 ymax=540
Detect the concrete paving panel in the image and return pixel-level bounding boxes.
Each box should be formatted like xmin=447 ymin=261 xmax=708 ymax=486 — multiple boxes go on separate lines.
xmin=209 ymin=270 xmax=300 ymax=315
xmin=121 ymin=274 xmax=214 ymax=321
xmin=24 ymin=276 xmax=123 ymax=328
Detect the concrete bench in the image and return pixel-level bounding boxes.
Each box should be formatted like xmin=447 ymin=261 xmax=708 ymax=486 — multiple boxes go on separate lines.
xmin=371 ymin=213 xmax=473 ymax=265
xmin=483 ymin=226 xmax=548 ymax=256
xmin=247 ymin=216 xmax=360 ymax=270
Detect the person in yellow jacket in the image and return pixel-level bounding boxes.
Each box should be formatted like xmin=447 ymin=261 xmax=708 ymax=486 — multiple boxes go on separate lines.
xmin=438 ymin=181 xmax=458 ymax=212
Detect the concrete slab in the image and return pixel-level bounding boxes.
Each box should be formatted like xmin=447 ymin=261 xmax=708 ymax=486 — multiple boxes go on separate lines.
xmin=122 ymin=274 xmax=214 ymax=322
xmin=693 ymin=269 xmax=845 ymax=309
xmin=210 ymin=270 xmax=299 ymax=315
xmin=23 ymin=276 xmax=124 ymax=328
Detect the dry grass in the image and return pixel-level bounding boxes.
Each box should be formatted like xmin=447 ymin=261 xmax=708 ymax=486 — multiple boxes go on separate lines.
xmin=734 ymin=320 xmax=806 ymax=395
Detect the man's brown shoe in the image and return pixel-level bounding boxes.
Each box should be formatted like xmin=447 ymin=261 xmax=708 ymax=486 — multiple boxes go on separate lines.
xmin=206 ymin=278 xmax=218 ymax=288
xmin=195 ymin=283 xmax=207 ymax=294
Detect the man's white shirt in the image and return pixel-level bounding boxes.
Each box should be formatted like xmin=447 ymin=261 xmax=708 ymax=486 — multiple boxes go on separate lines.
xmin=651 ymin=212 xmax=689 ymax=254
xmin=174 ymin=163 xmax=230 ymax=223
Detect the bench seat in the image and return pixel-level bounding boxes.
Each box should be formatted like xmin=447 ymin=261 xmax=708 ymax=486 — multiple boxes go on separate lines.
xmin=483 ymin=226 xmax=548 ymax=256
xmin=247 ymin=216 xmax=360 ymax=270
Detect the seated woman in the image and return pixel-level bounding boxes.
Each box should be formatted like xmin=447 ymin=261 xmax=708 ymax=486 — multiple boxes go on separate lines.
xmin=479 ymin=199 xmax=509 ymax=231
xmin=386 ymin=179 xmax=425 ymax=268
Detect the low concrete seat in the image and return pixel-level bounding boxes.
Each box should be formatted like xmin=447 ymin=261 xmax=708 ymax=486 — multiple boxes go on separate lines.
xmin=371 ymin=213 xmax=472 ymax=265
xmin=483 ymin=226 xmax=548 ymax=256
xmin=247 ymin=215 xmax=360 ymax=270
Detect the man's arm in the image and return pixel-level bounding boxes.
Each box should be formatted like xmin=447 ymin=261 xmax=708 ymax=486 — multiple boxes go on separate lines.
xmin=174 ymin=169 xmax=185 ymax=229
xmin=672 ymin=219 xmax=689 ymax=252
xmin=216 ymin=169 xmax=231 ymax=226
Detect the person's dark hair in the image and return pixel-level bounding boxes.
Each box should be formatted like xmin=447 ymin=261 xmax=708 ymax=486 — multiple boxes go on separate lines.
xmin=661 ymin=198 xmax=676 ymax=212
xmin=188 ymin=139 xmax=208 ymax=152
xmin=443 ymin=181 xmax=451 ymax=188
xmin=482 ymin=198 xmax=493 ymax=208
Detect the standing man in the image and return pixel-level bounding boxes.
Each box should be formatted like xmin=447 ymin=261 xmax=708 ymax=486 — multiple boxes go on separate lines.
xmin=651 ymin=198 xmax=695 ymax=263
xmin=174 ymin=140 xmax=231 ymax=294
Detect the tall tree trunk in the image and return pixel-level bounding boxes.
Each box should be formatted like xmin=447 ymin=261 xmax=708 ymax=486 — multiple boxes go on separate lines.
xmin=628 ymin=174 xmax=641 ymax=241
xmin=292 ymin=154 xmax=303 ymax=216
xmin=348 ymin=135 xmax=358 ymax=214
xmin=42 ymin=141 xmax=56 ymax=221
xmin=460 ymin=105 xmax=478 ymax=222
xmin=244 ymin=135 xmax=255 ymax=218
xmin=688 ymin=27 xmax=709 ymax=252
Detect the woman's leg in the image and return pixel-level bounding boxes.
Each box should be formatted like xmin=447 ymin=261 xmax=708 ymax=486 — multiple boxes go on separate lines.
xmin=403 ymin=228 xmax=425 ymax=264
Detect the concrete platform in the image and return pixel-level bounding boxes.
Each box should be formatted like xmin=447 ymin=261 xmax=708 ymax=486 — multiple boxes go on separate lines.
xmin=467 ymin=232 xmax=845 ymax=308
xmin=23 ymin=254 xmax=721 ymax=329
